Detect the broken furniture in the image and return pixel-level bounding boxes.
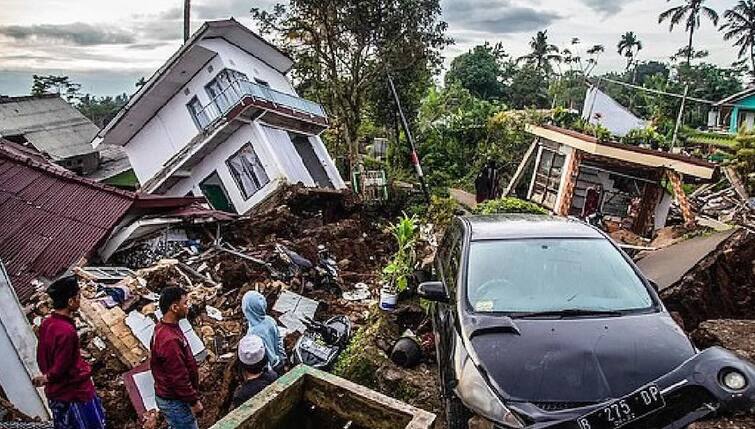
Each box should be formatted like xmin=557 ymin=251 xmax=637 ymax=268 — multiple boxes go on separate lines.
xmin=209 ymin=364 xmax=436 ymax=429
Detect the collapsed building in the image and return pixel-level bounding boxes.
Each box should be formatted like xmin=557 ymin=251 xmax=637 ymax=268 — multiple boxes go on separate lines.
xmin=506 ymin=124 xmax=717 ymax=237
xmin=92 ymin=19 xmax=346 ymax=215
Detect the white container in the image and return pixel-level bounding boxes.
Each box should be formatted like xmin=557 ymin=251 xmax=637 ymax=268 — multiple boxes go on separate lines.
xmin=379 ymin=287 xmax=398 ymax=311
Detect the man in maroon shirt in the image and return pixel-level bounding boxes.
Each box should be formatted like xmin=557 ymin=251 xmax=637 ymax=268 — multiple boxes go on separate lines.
xmin=34 ymin=275 xmax=106 ymax=429
xmin=151 ymin=287 xmax=203 ymax=429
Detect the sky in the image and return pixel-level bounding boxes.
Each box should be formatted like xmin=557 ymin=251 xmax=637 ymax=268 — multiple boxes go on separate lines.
xmin=0 ymin=0 xmax=742 ymax=97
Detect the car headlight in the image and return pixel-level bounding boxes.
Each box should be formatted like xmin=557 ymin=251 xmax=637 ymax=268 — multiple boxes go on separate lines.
xmin=456 ymin=348 xmax=524 ymax=428
xmin=720 ymin=369 xmax=748 ymax=391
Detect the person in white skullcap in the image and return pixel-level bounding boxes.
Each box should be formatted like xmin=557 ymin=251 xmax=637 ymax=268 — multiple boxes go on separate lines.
xmin=231 ymin=334 xmax=279 ymax=409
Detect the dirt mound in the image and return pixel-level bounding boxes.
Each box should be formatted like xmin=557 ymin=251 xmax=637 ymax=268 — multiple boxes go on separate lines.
xmin=660 ymin=230 xmax=755 ymax=331
xmin=692 ymin=320 xmax=755 ymax=362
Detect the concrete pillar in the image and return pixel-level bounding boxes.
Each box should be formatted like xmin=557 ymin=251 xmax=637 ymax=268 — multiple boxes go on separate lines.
xmin=666 ymin=170 xmax=696 ymax=228
xmin=557 ymin=149 xmax=583 ymax=216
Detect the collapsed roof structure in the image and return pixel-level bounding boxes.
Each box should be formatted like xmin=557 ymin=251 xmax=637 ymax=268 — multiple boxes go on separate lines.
xmin=0 ymin=139 xmax=226 ymax=303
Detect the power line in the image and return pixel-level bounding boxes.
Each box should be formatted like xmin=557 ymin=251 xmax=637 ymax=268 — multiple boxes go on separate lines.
xmin=589 ymin=76 xmax=716 ymax=105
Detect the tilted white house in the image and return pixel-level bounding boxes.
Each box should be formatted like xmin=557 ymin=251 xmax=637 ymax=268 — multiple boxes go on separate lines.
xmin=93 ymin=19 xmax=345 ymax=214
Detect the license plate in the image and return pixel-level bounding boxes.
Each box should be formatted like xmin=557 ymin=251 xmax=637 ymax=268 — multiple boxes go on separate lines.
xmin=576 ymin=384 xmax=665 ymax=429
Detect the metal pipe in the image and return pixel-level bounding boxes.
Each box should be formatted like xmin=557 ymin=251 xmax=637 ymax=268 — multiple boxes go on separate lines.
xmin=387 ymin=73 xmax=431 ymax=204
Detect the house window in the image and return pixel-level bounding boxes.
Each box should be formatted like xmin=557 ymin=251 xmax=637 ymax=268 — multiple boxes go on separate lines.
xmin=226 ymin=143 xmax=270 ymax=199
xmin=187 ymin=96 xmax=210 ymax=130
xmin=206 ymin=69 xmax=248 ymax=115
xmin=530 ymin=147 xmax=565 ymax=210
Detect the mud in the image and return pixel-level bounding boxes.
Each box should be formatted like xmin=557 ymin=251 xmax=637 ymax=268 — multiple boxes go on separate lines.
xmin=661 ymin=230 xmax=755 ymax=331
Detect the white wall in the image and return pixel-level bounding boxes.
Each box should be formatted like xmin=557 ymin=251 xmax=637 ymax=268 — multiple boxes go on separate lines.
xmin=198 ymin=38 xmax=297 ymax=97
xmin=125 ymin=38 xmax=297 ymax=185
xmin=0 ymin=263 xmax=50 ymax=420
xmin=169 ymin=123 xmax=286 ymax=214
xmin=125 ymin=53 xmax=227 ymax=184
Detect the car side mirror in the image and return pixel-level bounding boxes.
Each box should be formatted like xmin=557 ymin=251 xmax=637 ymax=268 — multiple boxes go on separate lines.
xmin=649 ymin=279 xmax=660 ymax=293
xmin=417 ymin=281 xmax=449 ymax=303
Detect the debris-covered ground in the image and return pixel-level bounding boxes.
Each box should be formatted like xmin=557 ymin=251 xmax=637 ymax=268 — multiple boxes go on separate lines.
xmin=21 ymin=187 xmax=446 ymax=429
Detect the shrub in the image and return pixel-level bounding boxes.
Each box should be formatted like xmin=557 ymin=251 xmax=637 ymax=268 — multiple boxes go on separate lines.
xmin=382 ymin=213 xmax=419 ymax=293
xmin=473 ymin=197 xmax=548 ymax=215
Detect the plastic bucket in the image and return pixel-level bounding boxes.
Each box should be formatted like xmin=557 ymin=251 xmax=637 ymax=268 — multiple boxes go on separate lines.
xmin=379 ymin=289 xmax=398 ymax=311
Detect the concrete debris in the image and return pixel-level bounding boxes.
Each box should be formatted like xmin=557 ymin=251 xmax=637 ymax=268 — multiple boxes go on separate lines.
xmin=15 ymin=187 xmax=411 ymax=428
xmin=78 ymin=299 xmax=147 ymax=368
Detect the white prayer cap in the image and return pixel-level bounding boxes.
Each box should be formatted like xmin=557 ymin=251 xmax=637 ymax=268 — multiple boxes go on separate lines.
xmin=238 ymin=334 xmax=266 ymax=366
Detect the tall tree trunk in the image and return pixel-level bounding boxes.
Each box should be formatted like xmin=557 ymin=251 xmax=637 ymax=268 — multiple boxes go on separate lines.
xmin=686 ymin=26 xmax=695 ymax=66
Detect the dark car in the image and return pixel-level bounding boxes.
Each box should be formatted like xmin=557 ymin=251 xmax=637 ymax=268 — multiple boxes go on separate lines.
xmin=419 ymin=214 xmax=755 ymax=429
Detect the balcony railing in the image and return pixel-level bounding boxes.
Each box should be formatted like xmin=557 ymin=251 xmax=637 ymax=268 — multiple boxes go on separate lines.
xmin=193 ymin=79 xmax=327 ymax=130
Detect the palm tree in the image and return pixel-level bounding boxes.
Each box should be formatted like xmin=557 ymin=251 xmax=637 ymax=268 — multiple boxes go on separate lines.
xmin=658 ymin=0 xmax=719 ymax=65
xmin=617 ymin=32 xmax=643 ymax=70
xmin=518 ymin=30 xmax=560 ymax=74
xmin=721 ymin=0 xmax=755 ymax=77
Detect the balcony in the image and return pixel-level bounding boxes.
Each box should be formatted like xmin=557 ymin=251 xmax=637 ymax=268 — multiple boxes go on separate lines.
xmin=193 ymin=79 xmax=328 ymax=135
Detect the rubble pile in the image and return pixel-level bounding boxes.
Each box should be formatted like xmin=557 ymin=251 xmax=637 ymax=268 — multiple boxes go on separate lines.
xmin=660 ymin=229 xmax=755 ymax=331
xmin=24 ymin=188 xmax=408 ymax=428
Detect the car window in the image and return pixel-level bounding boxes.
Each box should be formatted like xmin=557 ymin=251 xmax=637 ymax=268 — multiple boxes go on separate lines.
xmin=466 ymin=238 xmax=654 ymax=313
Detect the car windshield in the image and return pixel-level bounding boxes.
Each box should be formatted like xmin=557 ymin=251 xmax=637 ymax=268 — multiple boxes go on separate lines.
xmin=466 ymin=238 xmax=654 ymax=314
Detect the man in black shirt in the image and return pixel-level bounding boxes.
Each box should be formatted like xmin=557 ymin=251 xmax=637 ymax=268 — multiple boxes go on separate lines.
xmin=232 ymin=334 xmax=279 ymax=409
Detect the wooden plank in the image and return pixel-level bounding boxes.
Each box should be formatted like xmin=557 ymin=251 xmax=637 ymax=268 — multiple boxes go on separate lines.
xmin=504 ymin=138 xmax=538 ymax=196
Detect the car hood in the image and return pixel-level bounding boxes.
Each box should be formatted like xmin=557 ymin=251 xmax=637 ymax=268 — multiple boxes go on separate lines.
xmin=469 ymin=312 xmax=695 ymax=404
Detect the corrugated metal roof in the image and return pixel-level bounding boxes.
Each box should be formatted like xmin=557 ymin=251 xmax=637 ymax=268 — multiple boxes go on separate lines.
xmin=0 ymin=140 xmax=134 ymax=303
xmin=0 ymin=95 xmax=99 ymax=160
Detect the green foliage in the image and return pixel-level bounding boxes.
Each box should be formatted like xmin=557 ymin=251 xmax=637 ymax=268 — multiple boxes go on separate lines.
xmin=622 ymin=126 xmax=667 ymax=148
xmin=473 ymin=197 xmax=548 ymax=215
xmin=445 ymin=42 xmax=512 ymax=100
xmin=251 ymin=0 xmax=450 ymax=167
xmin=78 ymin=94 xmax=128 ymax=128
xmin=332 ymin=316 xmax=383 ymax=389
xmin=658 ymin=0 xmax=720 ymax=65
xmin=508 ymin=65 xmax=550 ymax=109
xmin=31 ymin=75 xmax=81 ymax=103
xmin=734 ymin=131 xmax=755 ymax=193
xmin=721 ymin=1 xmax=755 ymax=79
xmin=382 ymin=213 xmax=419 ymax=293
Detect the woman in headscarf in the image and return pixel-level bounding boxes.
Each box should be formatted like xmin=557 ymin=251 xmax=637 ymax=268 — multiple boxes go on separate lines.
xmin=241 ymin=291 xmax=286 ymax=374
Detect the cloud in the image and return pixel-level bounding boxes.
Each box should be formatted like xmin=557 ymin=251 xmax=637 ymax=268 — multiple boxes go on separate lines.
xmin=443 ymin=0 xmax=562 ymax=34
xmin=0 ymin=23 xmax=135 ymax=46
xmin=191 ymin=0 xmax=279 ymax=19
xmin=580 ymin=0 xmax=626 ymax=16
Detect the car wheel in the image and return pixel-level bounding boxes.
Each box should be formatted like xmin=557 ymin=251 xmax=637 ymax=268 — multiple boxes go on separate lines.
xmin=445 ymin=391 xmax=469 ymax=429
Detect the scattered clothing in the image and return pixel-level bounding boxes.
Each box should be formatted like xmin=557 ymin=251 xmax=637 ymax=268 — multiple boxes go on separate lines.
xmin=150 ymin=321 xmax=199 ymax=405
xmin=48 ymin=395 xmax=106 ymax=429
xmin=155 ymin=396 xmax=199 ymax=429
xmin=242 ymin=291 xmax=286 ymax=369
xmin=36 ymin=313 xmax=96 ymax=402
xmin=231 ymin=370 xmax=279 ymax=409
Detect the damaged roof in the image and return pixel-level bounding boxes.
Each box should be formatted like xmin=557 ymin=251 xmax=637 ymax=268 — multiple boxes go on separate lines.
xmin=95 ymin=18 xmax=294 ymax=148
xmin=527 ymin=124 xmax=717 ymax=179
xmin=0 ymin=94 xmax=99 ymax=160
xmin=0 ymin=139 xmax=217 ymax=303
xmin=0 ymin=139 xmax=134 ymax=303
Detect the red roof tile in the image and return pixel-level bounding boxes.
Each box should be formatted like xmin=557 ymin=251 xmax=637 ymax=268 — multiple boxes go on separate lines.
xmin=0 ymin=140 xmax=135 ymax=303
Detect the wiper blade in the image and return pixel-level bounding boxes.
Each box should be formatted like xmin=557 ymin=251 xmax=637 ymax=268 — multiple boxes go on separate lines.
xmin=513 ymin=309 xmax=623 ymax=319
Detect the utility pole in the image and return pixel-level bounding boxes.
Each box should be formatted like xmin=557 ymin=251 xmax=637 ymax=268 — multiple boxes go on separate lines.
xmin=183 ymin=0 xmax=191 ymax=42
xmin=387 ymin=73 xmax=431 ymax=205
xmin=671 ymin=84 xmax=689 ymax=149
